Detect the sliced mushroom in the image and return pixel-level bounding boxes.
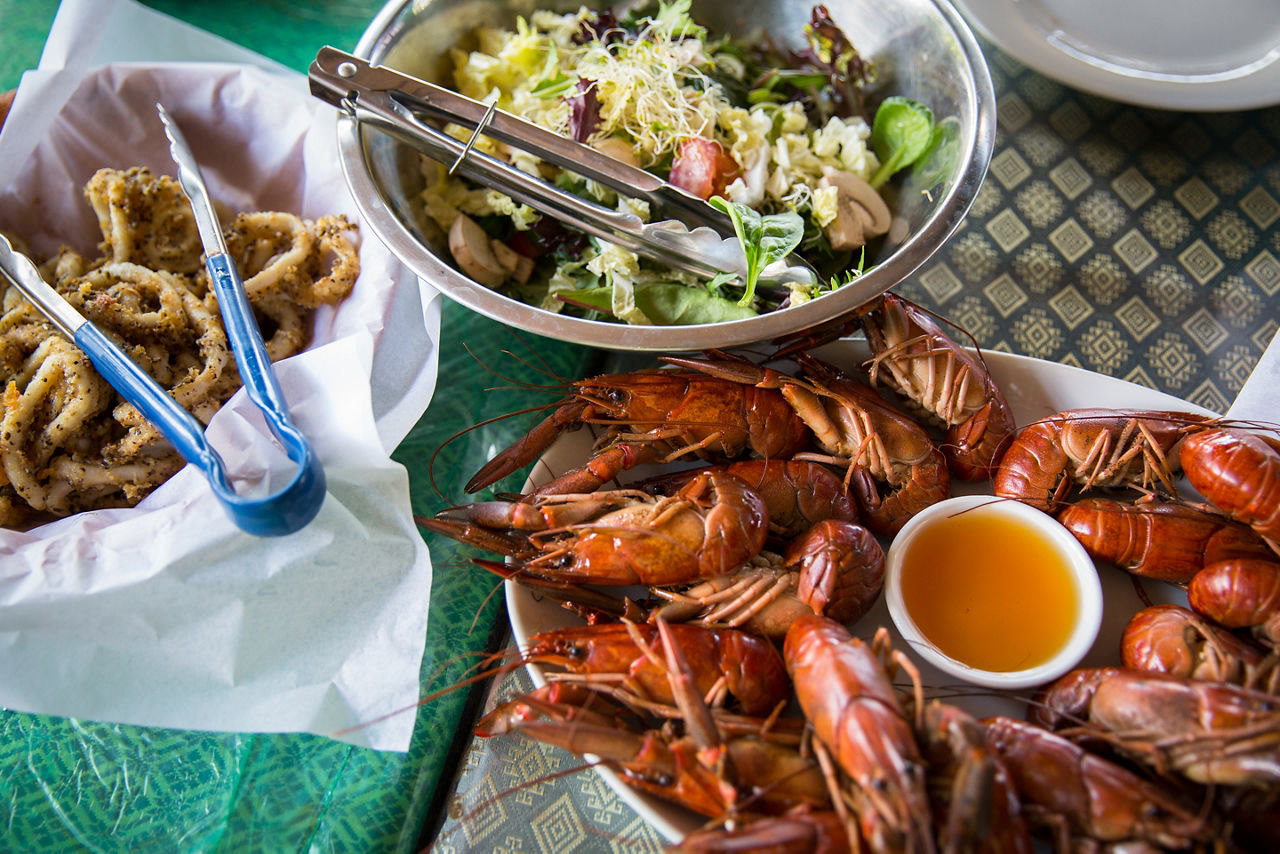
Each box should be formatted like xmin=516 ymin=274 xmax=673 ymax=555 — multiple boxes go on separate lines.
xmin=820 ymin=167 xmax=893 ymax=251
xmin=448 ymin=213 xmax=507 ymax=287
xmin=490 ymin=239 xmax=535 ymax=284
xmin=823 ymin=198 xmax=866 ymax=253
xmin=591 ymin=136 xmax=641 ymax=168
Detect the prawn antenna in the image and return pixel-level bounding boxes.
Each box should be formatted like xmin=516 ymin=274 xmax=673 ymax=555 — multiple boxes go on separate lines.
xmin=464 ymin=340 xmax=571 ymax=393
xmin=332 ymin=647 xmax=519 ymax=736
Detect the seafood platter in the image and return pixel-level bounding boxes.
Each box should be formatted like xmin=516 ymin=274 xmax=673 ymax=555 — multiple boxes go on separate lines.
xmin=421 ymin=292 xmax=1280 ymax=849
xmin=330 ymin=0 xmax=995 ymax=351
xmin=348 ymin=0 xmax=1280 ymax=847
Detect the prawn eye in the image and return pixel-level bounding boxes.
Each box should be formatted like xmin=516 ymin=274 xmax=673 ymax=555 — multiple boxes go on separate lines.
xmin=602 ymin=387 xmax=627 ymax=406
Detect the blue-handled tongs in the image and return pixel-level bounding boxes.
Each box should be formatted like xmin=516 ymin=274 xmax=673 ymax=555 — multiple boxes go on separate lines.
xmin=0 ymin=106 xmax=325 ymax=536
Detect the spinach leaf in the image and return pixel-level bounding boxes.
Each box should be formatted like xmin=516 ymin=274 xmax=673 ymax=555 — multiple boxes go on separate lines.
xmin=869 ymin=96 xmax=936 ymax=189
xmin=909 ymin=115 xmax=961 ymax=192
xmin=559 ymin=283 xmax=759 ymax=324
xmin=704 ymin=270 xmax=737 ymax=295
xmin=708 ymin=197 xmax=805 ymax=306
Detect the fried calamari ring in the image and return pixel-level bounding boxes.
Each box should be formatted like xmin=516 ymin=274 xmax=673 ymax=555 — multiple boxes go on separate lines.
xmin=42 ymin=246 xmax=93 ymax=285
xmin=0 ymin=323 xmax=56 ymax=402
xmin=224 ymin=212 xmax=359 ymax=309
xmin=0 ymin=288 xmax=56 ymax=369
xmin=65 ymin=262 xmax=189 ymax=341
xmin=46 ymin=454 xmax=184 ymax=512
xmin=65 ymin=264 xmax=233 ymax=411
xmin=294 ymin=215 xmax=360 ymax=308
xmin=164 ymin=290 xmax=231 ymax=416
xmin=0 ymin=337 xmax=114 ymax=511
xmin=251 ymin=293 xmax=308 ymax=362
xmin=0 ymin=328 xmax=185 ymax=515
xmin=85 ymin=167 xmax=205 ymax=274
xmin=225 ymin=211 xmax=315 ymax=301
xmin=102 ymin=402 xmax=179 ymax=466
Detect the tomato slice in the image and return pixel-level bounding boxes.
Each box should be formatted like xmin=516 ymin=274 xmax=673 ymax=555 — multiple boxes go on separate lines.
xmin=669 ymin=137 xmax=741 ymax=200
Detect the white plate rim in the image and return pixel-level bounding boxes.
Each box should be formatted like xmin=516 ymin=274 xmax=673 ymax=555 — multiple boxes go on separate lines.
xmin=953 ymin=0 xmax=1280 ymax=111
xmin=506 ymin=343 xmax=1213 ymax=843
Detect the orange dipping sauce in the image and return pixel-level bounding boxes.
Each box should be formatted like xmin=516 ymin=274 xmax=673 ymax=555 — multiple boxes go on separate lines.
xmin=897 ymin=505 xmax=1080 ymax=672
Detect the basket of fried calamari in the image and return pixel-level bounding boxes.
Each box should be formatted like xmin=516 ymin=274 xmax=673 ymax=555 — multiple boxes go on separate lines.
xmin=0 ymin=166 xmax=358 ymax=527
xmin=0 ymin=47 xmax=435 ymax=750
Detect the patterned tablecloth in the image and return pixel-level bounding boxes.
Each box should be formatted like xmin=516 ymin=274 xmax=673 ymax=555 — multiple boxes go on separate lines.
xmin=428 ymin=39 xmax=1280 ymax=854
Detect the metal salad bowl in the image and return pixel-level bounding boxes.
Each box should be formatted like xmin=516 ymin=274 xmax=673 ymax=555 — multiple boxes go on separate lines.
xmin=339 ymin=0 xmax=995 ymax=351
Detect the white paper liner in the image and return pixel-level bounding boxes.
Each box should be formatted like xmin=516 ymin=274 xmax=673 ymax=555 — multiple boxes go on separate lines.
xmin=0 ymin=0 xmax=441 ymax=751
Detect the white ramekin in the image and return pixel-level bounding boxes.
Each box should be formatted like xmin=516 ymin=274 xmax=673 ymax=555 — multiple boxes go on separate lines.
xmin=884 ymin=494 xmax=1103 ymax=690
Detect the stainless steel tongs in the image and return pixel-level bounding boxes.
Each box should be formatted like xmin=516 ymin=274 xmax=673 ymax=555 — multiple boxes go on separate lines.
xmin=308 ymin=46 xmax=816 ymax=286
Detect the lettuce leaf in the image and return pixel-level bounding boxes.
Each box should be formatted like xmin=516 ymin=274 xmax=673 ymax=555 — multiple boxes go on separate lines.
xmin=559 ymin=282 xmax=758 ymax=324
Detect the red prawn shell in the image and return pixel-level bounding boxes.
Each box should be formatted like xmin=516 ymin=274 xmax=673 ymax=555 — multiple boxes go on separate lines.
xmin=995 ymin=409 xmax=1205 ymax=512
xmin=636 ymin=459 xmax=857 ymax=541
xmin=783 ymin=519 xmax=884 ymax=623
xmin=1182 ymin=427 xmax=1280 ymax=546
xmin=862 ymin=293 xmax=1017 ymax=481
xmin=577 ymin=370 xmax=811 ymax=462
xmin=542 ymin=471 xmax=769 ymax=586
xmin=783 ymin=616 xmax=934 ymax=850
xmin=1121 ymin=604 xmax=1267 ymax=686
xmin=524 ymin=622 xmax=790 ymax=718
xmin=1189 ymin=559 xmax=1280 ymax=641
xmin=1056 ymin=498 xmax=1271 ymax=583
xmin=984 ymin=715 xmax=1214 ymax=847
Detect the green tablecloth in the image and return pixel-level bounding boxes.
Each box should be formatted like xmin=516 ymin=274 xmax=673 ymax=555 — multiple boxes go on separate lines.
xmin=2 ymin=2 xmax=1278 ymax=852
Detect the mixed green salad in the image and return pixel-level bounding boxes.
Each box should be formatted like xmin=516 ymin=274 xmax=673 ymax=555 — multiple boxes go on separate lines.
xmin=425 ymin=1 xmax=941 ymax=325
